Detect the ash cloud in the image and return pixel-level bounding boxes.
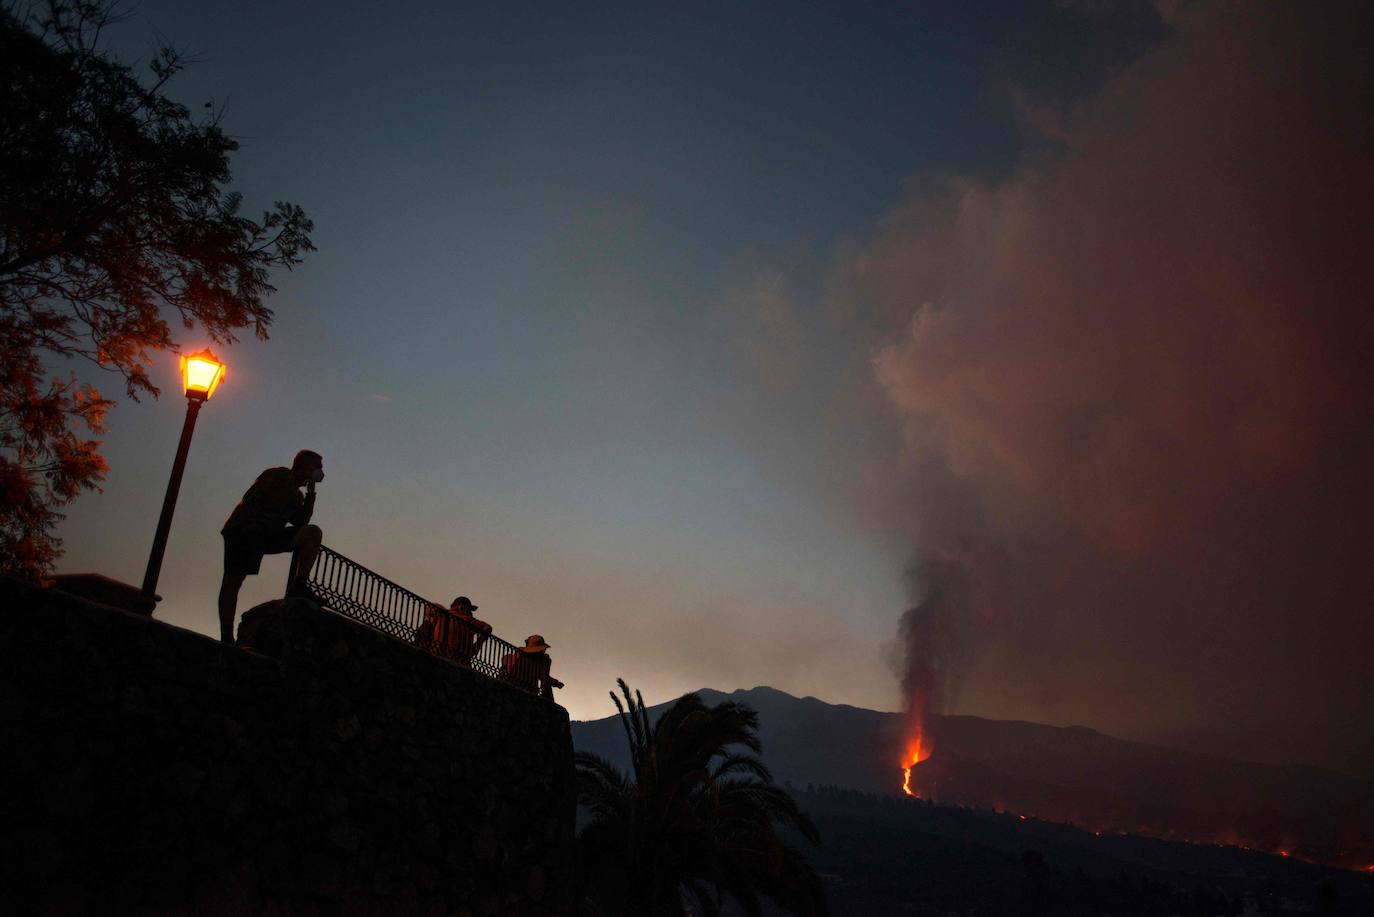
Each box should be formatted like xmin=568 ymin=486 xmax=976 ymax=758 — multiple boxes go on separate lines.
xmin=865 ymin=1 xmax=1374 ymax=773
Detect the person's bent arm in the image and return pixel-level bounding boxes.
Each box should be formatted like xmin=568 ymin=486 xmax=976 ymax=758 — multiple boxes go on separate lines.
xmin=472 ymin=618 xmax=492 ymax=647
xmin=291 ymin=482 xmax=316 ymax=527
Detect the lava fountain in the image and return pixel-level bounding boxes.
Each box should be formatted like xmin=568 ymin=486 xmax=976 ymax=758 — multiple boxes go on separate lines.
xmin=900 ymin=732 xmax=933 ymax=796
xmin=897 ymin=638 xmax=936 ymax=796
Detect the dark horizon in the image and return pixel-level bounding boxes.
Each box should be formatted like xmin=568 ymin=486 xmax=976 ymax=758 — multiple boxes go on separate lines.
xmin=578 ymin=683 xmax=1374 ymax=781
xmin=573 ymin=684 xmax=1374 ymax=873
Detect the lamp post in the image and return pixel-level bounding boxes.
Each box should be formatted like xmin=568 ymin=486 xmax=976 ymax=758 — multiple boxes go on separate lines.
xmin=140 ymin=349 xmax=226 ymax=601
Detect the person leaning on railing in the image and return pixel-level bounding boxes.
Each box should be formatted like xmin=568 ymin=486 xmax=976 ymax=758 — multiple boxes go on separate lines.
xmin=415 ymin=595 xmax=492 ymax=664
xmin=218 ymin=450 xmax=325 ymax=644
xmin=499 ymin=635 xmax=564 ymax=698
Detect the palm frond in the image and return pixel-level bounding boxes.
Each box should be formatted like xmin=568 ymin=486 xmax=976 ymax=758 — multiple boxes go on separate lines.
xmin=712 ymin=752 xmax=773 ymax=783
xmin=682 ymin=879 xmax=723 ymax=917
xmin=576 ymin=681 xmax=826 ymax=916
xmin=611 ymin=678 xmax=641 ymax=760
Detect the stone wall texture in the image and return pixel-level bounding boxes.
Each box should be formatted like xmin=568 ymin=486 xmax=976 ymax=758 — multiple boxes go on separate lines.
xmin=0 ymin=576 xmax=576 ymax=916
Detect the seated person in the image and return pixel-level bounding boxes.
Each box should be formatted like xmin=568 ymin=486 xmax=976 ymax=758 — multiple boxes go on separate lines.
xmin=500 ymin=634 xmax=563 ymax=698
xmin=441 ymin=595 xmax=491 ymax=665
xmin=416 ymin=595 xmax=491 ymax=666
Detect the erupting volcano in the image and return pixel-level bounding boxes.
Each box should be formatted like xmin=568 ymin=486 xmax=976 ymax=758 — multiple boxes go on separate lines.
xmin=897 ymin=667 xmax=935 ymax=797
xmin=894 ymin=558 xmax=965 ymax=799
xmin=576 ymin=687 xmax=1374 ymax=872
xmin=899 ymin=732 xmax=932 ymax=796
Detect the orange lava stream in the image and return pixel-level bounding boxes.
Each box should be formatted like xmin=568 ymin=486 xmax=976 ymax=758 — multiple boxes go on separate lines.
xmin=899 ymin=734 xmax=932 ymax=797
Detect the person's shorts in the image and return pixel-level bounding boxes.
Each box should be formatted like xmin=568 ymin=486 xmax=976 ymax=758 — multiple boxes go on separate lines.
xmin=222 ymin=526 xmax=300 ymax=577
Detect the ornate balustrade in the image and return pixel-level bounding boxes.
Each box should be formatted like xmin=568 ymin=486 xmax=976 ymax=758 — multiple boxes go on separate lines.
xmin=297 ymin=545 xmax=559 ymax=699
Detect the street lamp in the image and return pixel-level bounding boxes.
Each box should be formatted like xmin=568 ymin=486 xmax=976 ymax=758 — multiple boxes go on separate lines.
xmin=140 ymin=349 xmax=226 ymax=601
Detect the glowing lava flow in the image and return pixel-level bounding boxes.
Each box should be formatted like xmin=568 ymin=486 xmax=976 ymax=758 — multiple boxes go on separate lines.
xmin=900 ymin=735 xmax=933 ymax=797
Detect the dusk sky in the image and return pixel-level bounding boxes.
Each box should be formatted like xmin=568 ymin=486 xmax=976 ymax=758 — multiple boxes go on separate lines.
xmin=56 ymin=0 xmax=1373 ymax=777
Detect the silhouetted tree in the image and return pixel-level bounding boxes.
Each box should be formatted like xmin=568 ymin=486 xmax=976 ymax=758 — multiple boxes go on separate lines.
xmin=0 ymin=0 xmax=313 ymax=576
xmin=575 ymin=679 xmax=828 ymax=917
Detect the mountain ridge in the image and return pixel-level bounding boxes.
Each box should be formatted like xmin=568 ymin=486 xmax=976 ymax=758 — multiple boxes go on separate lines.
xmin=571 ymin=685 xmax=1374 ymax=869
xmin=596 ymin=685 xmax=1369 ymax=794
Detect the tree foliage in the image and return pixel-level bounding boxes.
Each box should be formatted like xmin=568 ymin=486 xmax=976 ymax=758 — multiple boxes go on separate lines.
xmin=0 ymin=0 xmax=313 ymax=577
xmin=575 ymin=679 xmax=829 ymax=917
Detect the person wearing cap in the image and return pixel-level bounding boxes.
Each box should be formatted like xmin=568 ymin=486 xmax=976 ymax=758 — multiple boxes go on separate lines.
xmin=218 ymin=449 xmax=325 ymax=644
xmin=500 ymin=634 xmax=563 ymax=698
xmin=415 ymin=595 xmax=491 ymax=666
xmin=442 ymin=596 xmax=491 ymax=665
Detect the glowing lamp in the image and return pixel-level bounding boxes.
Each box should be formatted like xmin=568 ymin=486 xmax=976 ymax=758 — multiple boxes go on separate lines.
xmin=181 ymin=349 xmax=226 ymax=401
xmin=142 ymin=348 xmax=228 ymax=601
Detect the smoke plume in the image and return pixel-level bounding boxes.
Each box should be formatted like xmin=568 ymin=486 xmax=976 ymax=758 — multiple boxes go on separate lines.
xmin=896 ymin=556 xmax=969 ymax=739
xmin=870 ymin=0 xmax=1374 ymax=773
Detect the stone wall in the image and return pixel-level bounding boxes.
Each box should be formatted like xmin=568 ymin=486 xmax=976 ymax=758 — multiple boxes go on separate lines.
xmin=0 ymin=576 xmax=575 ymax=916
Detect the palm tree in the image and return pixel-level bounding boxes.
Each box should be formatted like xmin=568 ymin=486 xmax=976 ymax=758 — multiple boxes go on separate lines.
xmin=574 ymin=679 xmax=828 ymax=917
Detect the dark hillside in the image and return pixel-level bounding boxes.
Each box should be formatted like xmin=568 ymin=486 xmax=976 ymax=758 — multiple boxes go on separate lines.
xmin=572 ymin=686 xmax=1374 ymax=870
xmin=793 ymin=787 xmax=1374 ymax=916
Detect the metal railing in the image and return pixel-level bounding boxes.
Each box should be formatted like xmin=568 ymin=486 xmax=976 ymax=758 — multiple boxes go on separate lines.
xmin=296 ymin=545 xmax=560 ymax=699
